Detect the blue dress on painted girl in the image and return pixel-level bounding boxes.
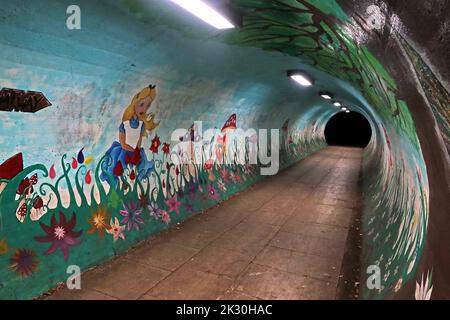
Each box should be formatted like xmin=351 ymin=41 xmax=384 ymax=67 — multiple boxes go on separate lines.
xmin=101 ymin=85 xmax=160 ymax=183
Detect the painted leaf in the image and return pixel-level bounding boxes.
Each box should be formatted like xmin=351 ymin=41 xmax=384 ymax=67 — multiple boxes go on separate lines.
xmin=110 ymin=190 xmax=121 ymax=209
xmin=72 ymin=158 xmax=78 ymax=170
xmin=49 ymin=164 xmax=56 ymax=179
xmin=85 ymin=170 xmax=92 ymax=185
xmin=84 ymin=156 xmax=93 ymax=165
xmin=77 ymin=148 xmax=85 ymax=164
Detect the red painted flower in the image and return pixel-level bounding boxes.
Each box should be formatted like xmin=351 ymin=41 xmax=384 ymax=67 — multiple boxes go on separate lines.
xmin=34 ymin=212 xmax=83 ymax=261
xmin=162 ymin=143 xmax=170 ymax=155
xmin=10 ymin=248 xmax=39 ymax=277
xmin=221 ymin=168 xmax=231 ymax=183
xmin=150 ymin=135 xmax=161 ymax=154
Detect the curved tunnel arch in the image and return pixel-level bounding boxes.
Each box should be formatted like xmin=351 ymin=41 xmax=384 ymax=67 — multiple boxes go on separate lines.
xmin=0 ymin=0 xmax=448 ymax=300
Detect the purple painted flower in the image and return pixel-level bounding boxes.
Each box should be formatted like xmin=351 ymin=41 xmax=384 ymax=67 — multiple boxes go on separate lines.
xmin=34 ymin=212 xmax=82 ymax=261
xmin=184 ymin=201 xmax=194 ymax=213
xmin=120 ymin=199 xmax=144 ymax=232
xmin=207 ymin=184 xmax=220 ymax=201
xmin=147 ymin=202 xmax=163 ymax=219
xmin=187 ymin=181 xmax=198 ymax=200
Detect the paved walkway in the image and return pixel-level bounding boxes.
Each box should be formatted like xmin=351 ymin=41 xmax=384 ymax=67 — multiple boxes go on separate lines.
xmin=47 ymin=146 xmax=363 ymax=300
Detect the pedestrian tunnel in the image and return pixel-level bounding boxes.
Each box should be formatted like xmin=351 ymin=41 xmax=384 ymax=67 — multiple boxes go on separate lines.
xmin=0 ymin=0 xmax=448 ymax=300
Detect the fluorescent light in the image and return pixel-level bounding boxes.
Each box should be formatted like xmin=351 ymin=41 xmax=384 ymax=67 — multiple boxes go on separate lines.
xmin=341 ymin=106 xmax=347 ymax=111
xmin=291 ymin=75 xmax=313 ymax=86
xmin=319 ymin=91 xmax=333 ymax=100
xmin=333 ymin=101 xmax=342 ymax=107
xmin=171 ymin=0 xmax=235 ymax=29
xmin=286 ymin=70 xmax=314 ymax=87
xmin=346 ymin=110 xmax=351 ymax=113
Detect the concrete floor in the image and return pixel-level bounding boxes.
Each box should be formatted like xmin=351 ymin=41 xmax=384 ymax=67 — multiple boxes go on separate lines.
xmin=46 ymin=146 xmax=363 ymax=300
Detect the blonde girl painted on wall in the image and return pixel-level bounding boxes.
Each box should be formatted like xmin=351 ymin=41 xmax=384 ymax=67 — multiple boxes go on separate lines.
xmin=101 ymin=85 xmax=160 ymax=183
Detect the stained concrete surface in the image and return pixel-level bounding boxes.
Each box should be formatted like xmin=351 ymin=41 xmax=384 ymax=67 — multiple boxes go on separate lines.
xmin=45 ymin=146 xmax=363 ymax=300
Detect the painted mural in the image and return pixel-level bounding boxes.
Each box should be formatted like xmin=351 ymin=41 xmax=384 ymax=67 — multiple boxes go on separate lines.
xmin=222 ymin=0 xmax=431 ymax=299
xmin=0 ymin=77 xmax=326 ymax=298
xmin=0 ymin=0 xmax=442 ymax=300
xmin=398 ymin=36 xmax=450 ymax=155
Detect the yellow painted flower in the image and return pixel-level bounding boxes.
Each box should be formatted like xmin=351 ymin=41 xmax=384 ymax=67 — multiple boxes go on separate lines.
xmin=87 ymin=206 xmax=111 ymax=238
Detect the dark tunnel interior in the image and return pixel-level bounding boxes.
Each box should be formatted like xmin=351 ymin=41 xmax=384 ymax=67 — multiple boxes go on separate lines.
xmin=325 ymin=111 xmax=372 ymax=148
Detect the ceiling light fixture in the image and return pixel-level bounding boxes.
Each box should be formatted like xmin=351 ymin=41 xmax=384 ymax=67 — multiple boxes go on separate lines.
xmin=170 ymin=0 xmax=236 ymax=29
xmin=319 ymin=91 xmax=334 ymax=100
xmin=333 ymin=101 xmax=342 ymax=107
xmin=341 ymin=106 xmax=348 ymax=111
xmin=287 ymin=70 xmax=314 ymax=87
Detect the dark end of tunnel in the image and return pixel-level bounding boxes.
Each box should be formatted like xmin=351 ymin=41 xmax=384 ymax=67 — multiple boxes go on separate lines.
xmin=325 ymin=111 xmax=372 ymax=148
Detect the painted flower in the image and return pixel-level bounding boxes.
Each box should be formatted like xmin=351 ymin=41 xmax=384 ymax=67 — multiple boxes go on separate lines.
xmin=166 ymin=195 xmax=182 ymax=214
xmin=106 ymin=217 xmax=126 ymax=242
xmin=138 ymin=193 xmax=150 ymax=208
xmin=184 ymin=201 xmax=194 ymax=213
xmin=10 ymin=248 xmax=39 ymax=277
xmin=207 ymin=184 xmax=219 ymax=201
xmin=200 ymin=192 xmax=209 ymax=203
xmin=120 ymin=199 xmax=144 ymax=232
xmin=162 ymin=143 xmax=170 ymax=155
xmin=161 ymin=210 xmax=170 ymax=225
xmin=187 ymin=181 xmax=198 ymax=200
xmin=87 ymin=206 xmax=111 ymax=239
xmin=0 ymin=238 xmax=9 ymax=255
xmin=148 ymin=202 xmax=163 ymax=219
xmin=34 ymin=212 xmax=83 ymax=261
xmin=150 ymin=135 xmax=161 ymax=153
xmin=243 ymin=164 xmax=253 ymax=175
xmin=217 ymin=179 xmax=226 ymax=192
xmin=221 ymin=168 xmax=231 ymax=183
xmin=415 ymin=272 xmax=433 ymax=300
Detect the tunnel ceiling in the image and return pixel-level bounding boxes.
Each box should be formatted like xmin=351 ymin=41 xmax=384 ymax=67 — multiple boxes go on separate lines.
xmin=0 ymin=0 xmax=449 ymax=300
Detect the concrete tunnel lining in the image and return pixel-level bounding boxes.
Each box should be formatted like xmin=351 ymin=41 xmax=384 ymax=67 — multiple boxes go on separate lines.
xmin=0 ymin=0 xmax=448 ymax=300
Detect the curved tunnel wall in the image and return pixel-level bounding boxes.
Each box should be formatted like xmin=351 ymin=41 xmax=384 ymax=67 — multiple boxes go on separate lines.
xmin=0 ymin=0 xmax=448 ymax=299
